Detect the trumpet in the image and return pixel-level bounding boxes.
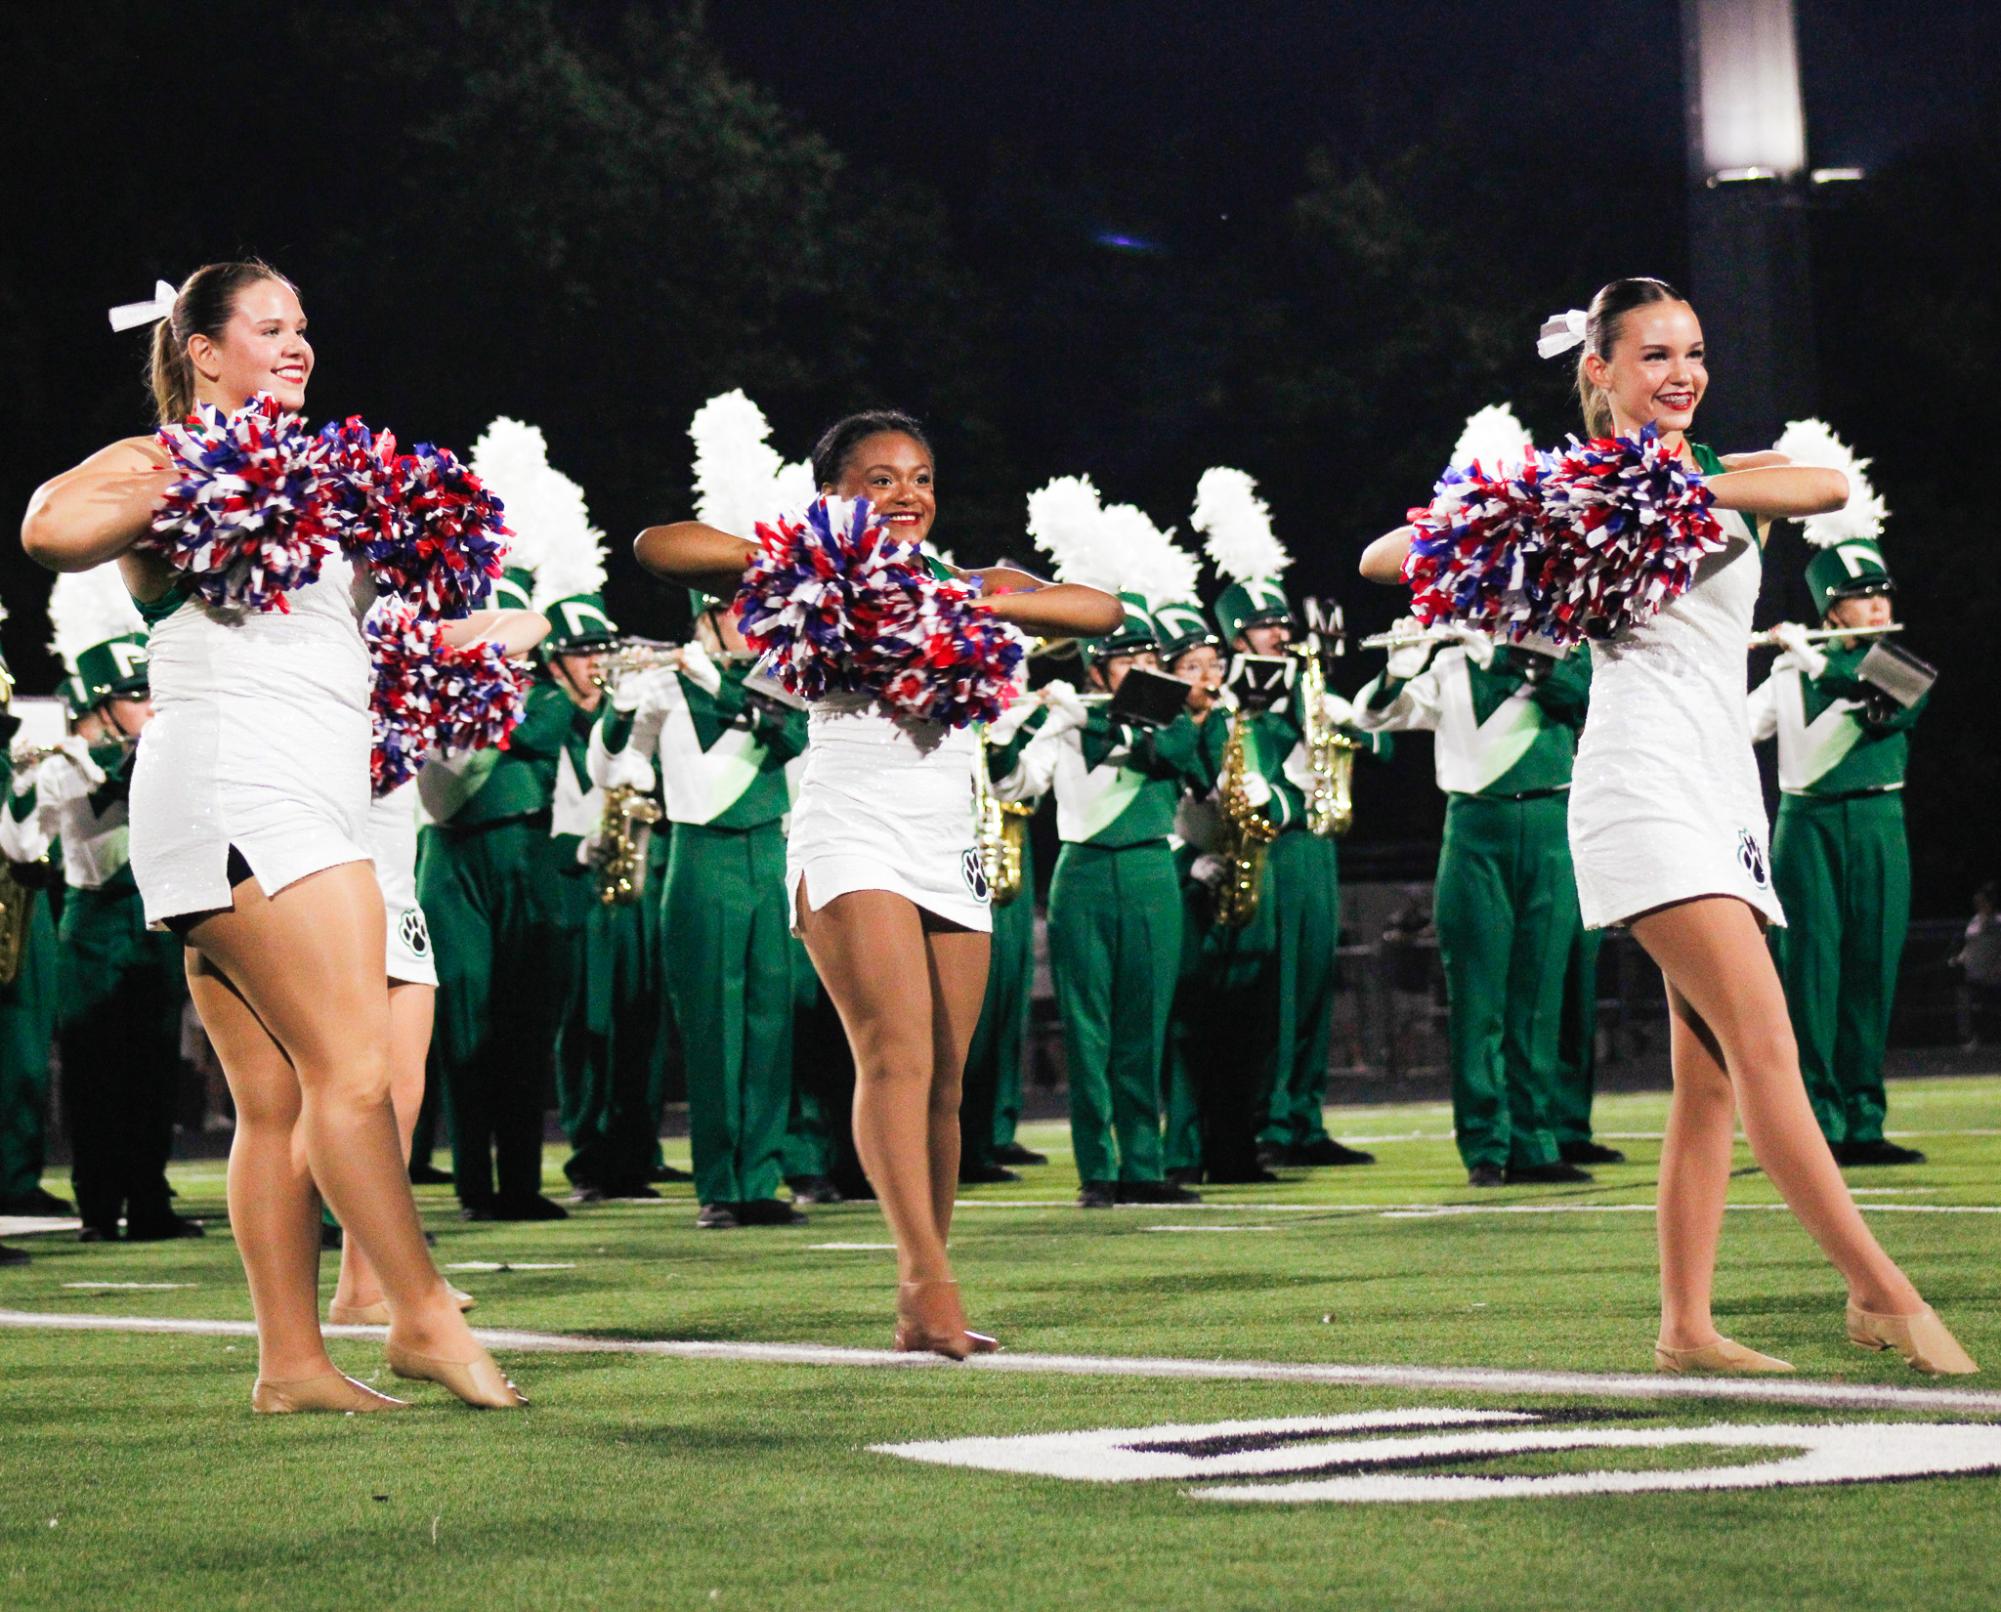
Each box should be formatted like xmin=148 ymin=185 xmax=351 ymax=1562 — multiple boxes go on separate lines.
xmin=6 ymin=742 xmax=69 ymax=770
xmin=1748 ymin=623 xmax=1903 ymax=649
xmin=591 ymin=638 xmax=686 ymax=696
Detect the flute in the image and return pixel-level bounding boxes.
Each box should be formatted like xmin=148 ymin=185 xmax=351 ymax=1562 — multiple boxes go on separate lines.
xmin=1358 ymin=627 xmax=1454 ymax=652
xmin=1748 ymin=623 xmax=1903 ymax=650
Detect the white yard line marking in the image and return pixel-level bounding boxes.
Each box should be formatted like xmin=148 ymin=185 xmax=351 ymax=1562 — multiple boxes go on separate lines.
xmin=0 ymin=1217 xmax=80 ymax=1238
xmin=4 ymin=1308 xmax=1999 ymax=1415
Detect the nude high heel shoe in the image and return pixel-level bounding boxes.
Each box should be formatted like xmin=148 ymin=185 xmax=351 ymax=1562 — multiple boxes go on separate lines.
xmin=252 ymin=1372 xmax=409 ymax=1413
xmin=385 ymin=1340 xmax=527 ymax=1408
xmin=1847 ymin=1303 xmax=1978 ymax=1375
xmin=893 ymin=1280 xmax=998 ymax=1359
xmin=1654 ymin=1337 xmax=1794 ymax=1375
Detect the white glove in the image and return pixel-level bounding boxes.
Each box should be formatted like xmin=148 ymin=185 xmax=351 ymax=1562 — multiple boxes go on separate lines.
xmin=1189 ymin=853 xmax=1229 ymax=890
xmin=1769 ymin=622 xmax=1829 ymax=680
xmin=613 ymin=665 xmax=679 ymax=717
xmin=1241 ymin=769 xmax=1272 ymax=809
xmin=1320 ymin=690 xmax=1359 ymax=728
xmin=1383 ymin=620 xmax=1438 ymax=681
xmin=1039 ymin=679 xmax=1090 ymax=733
xmin=677 ymin=639 xmax=724 ymax=696
xmin=1443 ymin=624 xmax=1495 ymax=670
xmin=35 ymin=736 xmax=105 ymax=801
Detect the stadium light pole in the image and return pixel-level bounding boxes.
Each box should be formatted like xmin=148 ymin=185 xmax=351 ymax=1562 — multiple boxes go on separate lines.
xmin=1680 ymin=0 xmax=1818 ymax=452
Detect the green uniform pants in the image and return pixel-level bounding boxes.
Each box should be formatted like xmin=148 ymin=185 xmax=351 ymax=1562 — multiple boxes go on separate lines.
xmin=559 ymin=855 xmax=665 ymax=1192
xmin=960 ymin=837 xmax=1037 ymax=1172
xmin=0 ymin=891 xmax=58 ymax=1204
xmin=1182 ymin=851 xmax=1280 ymax=1181
xmin=419 ymin=817 xmax=582 ymax=1208
xmin=59 ymin=881 xmax=184 ymax=1231
xmin=1771 ymin=791 xmax=1910 ymax=1146
xmin=1258 ymin=831 xmax=1343 ymax=1151
xmin=1552 ymin=919 xmax=1603 ymax=1149
xmin=1433 ymin=793 xmax=1575 ymax=1170
xmin=1161 ymin=847 xmax=1210 ymax=1176
xmin=664 ymin=821 xmax=793 ymax=1207
xmin=1048 ymin=840 xmax=1180 ymax=1185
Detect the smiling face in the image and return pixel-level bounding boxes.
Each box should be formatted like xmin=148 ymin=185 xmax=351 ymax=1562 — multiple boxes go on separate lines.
xmin=187 ymin=277 xmax=313 ymax=412
xmin=827 ymin=431 xmax=936 ymax=546
xmin=1584 ymin=301 xmax=1706 ymax=440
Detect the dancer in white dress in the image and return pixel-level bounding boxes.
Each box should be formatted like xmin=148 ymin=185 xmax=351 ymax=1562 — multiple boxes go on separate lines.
xmin=1361 ymin=278 xmax=1973 ymax=1375
xmin=22 ymin=260 xmax=524 ymax=1410
xmin=636 ymin=410 xmax=1121 ymax=1356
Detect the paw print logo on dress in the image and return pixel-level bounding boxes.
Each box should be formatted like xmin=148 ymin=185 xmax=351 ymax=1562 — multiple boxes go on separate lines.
xmin=960 ymin=848 xmax=991 ymax=905
xmin=399 ymin=908 xmax=433 ymax=959
xmin=1736 ymin=829 xmax=1769 ymax=891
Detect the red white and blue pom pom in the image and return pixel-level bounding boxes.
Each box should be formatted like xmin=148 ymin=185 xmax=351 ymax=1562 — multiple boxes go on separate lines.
xmin=736 ymin=497 xmax=1023 ymax=727
xmin=365 ymin=598 xmax=530 ymax=795
xmin=148 ymin=393 xmax=337 ymax=614
xmin=1401 ymin=427 xmax=1725 ymax=646
xmin=370 ymin=443 xmax=508 ymax=619
xmin=317 ymin=415 xmax=401 ymax=552
xmin=1401 ymin=454 xmax=1551 ymax=641
xmin=1534 ymin=426 xmax=1726 ymax=642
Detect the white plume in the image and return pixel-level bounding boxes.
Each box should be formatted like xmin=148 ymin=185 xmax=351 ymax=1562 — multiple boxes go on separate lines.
xmin=1773 ymin=418 xmax=1889 ymax=547
xmin=48 ymin=566 xmax=144 ymax=670
xmin=689 ymin=389 xmax=794 ymax=537
xmin=770 ymin=456 xmax=817 ymax=521
xmin=1191 ymin=466 xmax=1290 ymax=583
xmin=1027 ymin=474 xmax=1120 ymax=592
xmin=1101 ymin=502 xmax=1200 ymax=607
xmin=469 ymin=416 xmax=605 ymax=600
xmin=1451 ymin=403 xmax=1533 ymax=474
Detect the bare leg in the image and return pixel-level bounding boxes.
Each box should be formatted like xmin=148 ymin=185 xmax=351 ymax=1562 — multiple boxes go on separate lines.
xmin=923 ymin=923 xmax=990 ymax=1247
xmin=1631 ymin=898 xmax=1922 ymax=1327
xmin=1653 ymin=979 xmax=1741 ymax=1348
xmin=332 ymin=983 xmax=434 ymax=1312
xmin=185 ymin=951 xmax=327 ymax=1382
xmin=187 ymin=865 xmax=483 ymax=1363
xmin=800 ymin=889 xmax=951 ymax=1285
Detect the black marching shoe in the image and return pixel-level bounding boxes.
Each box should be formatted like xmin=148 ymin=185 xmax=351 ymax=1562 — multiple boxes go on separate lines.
xmin=994 ymin=1142 xmax=1048 ymax=1167
xmin=1503 ymin=1162 xmax=1594 ymax=1185
xmin=1467 ymin=1164 xmax=1506 ymax=1188
xmin=1077 ymin=1181 xmax=1116 ymax=1210
xmin=1286 ymin=1138 xmax=1377 ymax=1167
xmin=1834 ymin=1139 xmax=1928 ymax=1167
xmin=1165 ymin=1167 xmax=1204 ymax=1188
xmin=1205 ymin=1166 xmax=1281 ymax=1185
xmin=125 ymin=1214 xmax=206 ymax=1242
xmin=1116 ymin=1179 xmax=1203 ymax=1205
xmin=407 ymin=1162 xmax=454 ymax=1186
xmin=77 ymin=1223 xmax=119 ymax=1243
xmin=492 ymin=1194 xmax=569 ymax=1222
xmin=649 ymin=1163 xmax=695 ymax=1184
xmin=736 ymin=1198 xmax=809 ymax=1227
xmin=1560 ymin=1140 xmax=1627 ymax=1166
xmin=958 ymin=1162 xmax=1022 ymax=1185
xmin=0 ymin=1242 xmax=30 ymax=1266
xmin=695 ymin=1202 xmax=739 ymax=1230
xmin=787 ymin=1176 xmax=845 ymax=1205
xmin=0 ymin=1187 xmax=74 ymax=1217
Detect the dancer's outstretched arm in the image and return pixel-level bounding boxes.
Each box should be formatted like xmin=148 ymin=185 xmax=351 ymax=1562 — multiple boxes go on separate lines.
xmin=1359 ymin=526 xmax=1415 ymax=585
xmin=1704 ymin=464 xmax=1847 ymax=520
xmin=633 ymin=520 xmax=757 ymax=598
xmin=22 ymin=439 xmax=173 ymax=572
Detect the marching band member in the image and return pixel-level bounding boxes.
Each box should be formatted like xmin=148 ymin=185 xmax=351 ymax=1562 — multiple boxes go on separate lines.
xmin=25 ymin=260 xmax=514 ymax=1408
xmin=0 ymin=616 xmax=65 ymax=1229
xmin=39 ymin=568 xmax=197 ymax=1240
xmin=591 ymin=592 xmax=809 ymax=1228
xmin=1361 ymin=276 xmax=1973 ymax=1375
xmin=1352 ymin=610 xmax=1594 ymax=1187
xmin=1195 ymin=468 xmax=1388 ymax=1171
xmin=1022 ymin=483 xmax=1207 ymax=1208
xmin=1750 ymin=426 xmax=1926 ymax=1166
xmin=421 ymin=420 xmax=600 ymax=1223
xmin=638 ymin=411 xmax=1119 ymax=1356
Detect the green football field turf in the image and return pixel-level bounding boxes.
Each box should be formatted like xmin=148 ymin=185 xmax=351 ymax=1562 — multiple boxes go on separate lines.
xmin=3 ymin=1077 xmax=1998 ymax=1611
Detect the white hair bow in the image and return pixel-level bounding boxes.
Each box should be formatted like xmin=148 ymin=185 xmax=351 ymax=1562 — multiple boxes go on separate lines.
xmin=1535 ymin=309 xmax=1590 ymax=360
xmin=107 ymin=279 xmax=178 ymax=333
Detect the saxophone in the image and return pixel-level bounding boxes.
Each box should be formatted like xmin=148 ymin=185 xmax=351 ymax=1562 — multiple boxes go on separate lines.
xmin=591 ymin=785 xmax=663 ymax=907
xmin=1213 ymin=707 xmax=1278 ymax=928
xmin=971 ymin=727 xmax=1032 ymax=906
xmin=0 ymin=863 xmax=34 ymax=987
xmin=1294 ymin=644 xmax=1358 ymax=839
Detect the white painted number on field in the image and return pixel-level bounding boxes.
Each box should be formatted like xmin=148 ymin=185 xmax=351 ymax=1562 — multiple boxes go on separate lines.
xmin=872 ymin=1410 xmax=2001 ymax=1503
